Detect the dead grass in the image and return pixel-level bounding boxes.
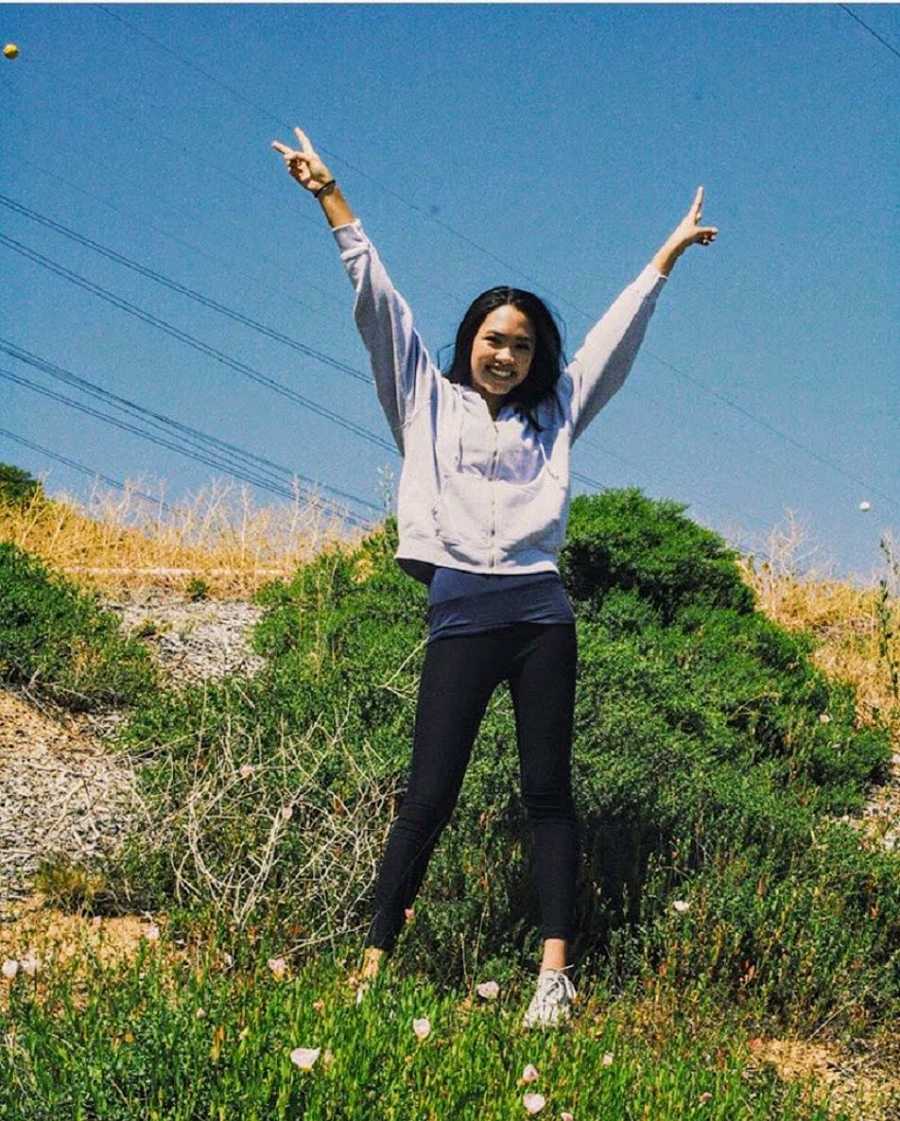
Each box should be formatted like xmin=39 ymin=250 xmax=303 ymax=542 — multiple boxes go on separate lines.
xmin=738 ymin=513 xmax=900 ymax=743
xmin=0 ymin=476 xmax=372 ymax=598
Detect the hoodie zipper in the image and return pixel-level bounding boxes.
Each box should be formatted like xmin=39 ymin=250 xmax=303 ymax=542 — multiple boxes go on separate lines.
xmin=489 ymin=416 xmax=499 ymax=569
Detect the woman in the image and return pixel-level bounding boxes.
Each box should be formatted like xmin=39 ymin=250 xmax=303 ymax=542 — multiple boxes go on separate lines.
xmin=273 ymin=127 xmax=717 ymax=1029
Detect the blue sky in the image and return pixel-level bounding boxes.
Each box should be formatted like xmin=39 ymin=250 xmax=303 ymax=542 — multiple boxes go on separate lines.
xmin=1 ymin=2 xmax=897 ymax=581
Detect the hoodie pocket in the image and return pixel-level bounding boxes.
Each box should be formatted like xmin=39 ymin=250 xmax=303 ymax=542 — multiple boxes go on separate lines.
xmin=433 ymin=468 xmax=491 ymax=547
xmin=495 ymin=463 xmax=567 ymax=552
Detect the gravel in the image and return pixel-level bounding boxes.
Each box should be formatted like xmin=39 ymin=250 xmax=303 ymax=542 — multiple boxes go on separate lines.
xmin=0 ymin=594 xmax=266 ymax=916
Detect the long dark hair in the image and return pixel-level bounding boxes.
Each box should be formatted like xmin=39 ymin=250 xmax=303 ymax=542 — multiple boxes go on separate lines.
xmin=439 ymin=287 xmax=567 ymax=432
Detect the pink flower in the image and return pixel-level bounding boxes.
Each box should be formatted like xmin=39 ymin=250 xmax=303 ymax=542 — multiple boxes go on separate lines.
xmin=521 ymin=1064 xmax=540 ymax=1083
xmin=523 ymin=1093 xmax=546 ymax=1114
xmin=601 ymin=1052 xmax=614 ymax=1067
xmin=561 ymin=1113 xmax=575 ymax=1120
xmin=476 ymin=980 xmax=500 ymax=1000
xmin=267 ymin=956 xmax=288 ymax=979
xmin=698 ymin=1092 xmax=713 ymax=1104
xmin=239 ymin=764 xmax=255 ymax=779
xmin=143 ymin=923 xmax=160 ymax=942
xmin=672 ymin=900 xmax=690 ymax=914
xmin=412 ymin=1017 xmax=431 ymax=1040
xmin=290 ymin=1047 xmax=320 ymax=1070
xmin=281 ymin=805 xmax=293 ymax=821
xmin=1 ymin=960 xmax=18 ymax=980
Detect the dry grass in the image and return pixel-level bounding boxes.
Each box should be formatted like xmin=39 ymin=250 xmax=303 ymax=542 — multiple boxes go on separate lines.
xmin=2 ymin=480 xmax=897 ymax=737
xmin=737 ymin=512 xmax=900 ymax=741
xmin=0 ymin=476 xmax=373 ymax=598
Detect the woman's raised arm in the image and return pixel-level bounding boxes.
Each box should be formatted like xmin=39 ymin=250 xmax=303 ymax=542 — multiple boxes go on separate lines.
xmin=271 ymin=126 xmax=435 ymax=455
xmin=271 ymin=126 xmax=356 ymax=228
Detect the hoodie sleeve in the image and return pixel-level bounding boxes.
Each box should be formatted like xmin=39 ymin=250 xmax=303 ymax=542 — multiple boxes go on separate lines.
xmin=563 ymin=263 xmax=667 ymax=445
xmin=332 ymin=219 xmax=435 ymax=456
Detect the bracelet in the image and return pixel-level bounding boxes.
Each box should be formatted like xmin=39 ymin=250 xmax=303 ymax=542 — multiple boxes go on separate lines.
xmin=314 ymin=179 xmax=337 ymax=200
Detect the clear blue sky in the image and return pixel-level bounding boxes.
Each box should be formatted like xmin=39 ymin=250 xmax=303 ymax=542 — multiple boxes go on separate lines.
xmin=1 ymin=3 xmax=897 ymax=581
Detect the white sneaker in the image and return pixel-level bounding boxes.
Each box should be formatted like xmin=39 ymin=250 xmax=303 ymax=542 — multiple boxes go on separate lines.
xmin=522 ymin=968 xmax=577 ymax=1029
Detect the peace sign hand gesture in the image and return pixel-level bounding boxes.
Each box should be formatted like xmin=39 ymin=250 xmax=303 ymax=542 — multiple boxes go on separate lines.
xmin=271 ymin=127 xmax=334 ymax=194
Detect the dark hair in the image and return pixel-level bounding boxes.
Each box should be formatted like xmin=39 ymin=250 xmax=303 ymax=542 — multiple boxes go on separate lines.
xmin=439 ymin=287 xmax=566 ymax=432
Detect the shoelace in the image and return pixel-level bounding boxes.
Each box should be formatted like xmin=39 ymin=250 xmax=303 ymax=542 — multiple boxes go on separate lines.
xmin=535 ymin=972 xmax=572 ymax=1012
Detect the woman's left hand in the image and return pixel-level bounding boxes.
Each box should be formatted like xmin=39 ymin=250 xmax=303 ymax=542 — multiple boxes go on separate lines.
xmin=652 ymin=186 xmax=719 ymax=277
xmin=671 ymin=186 xmax=718 ymax=251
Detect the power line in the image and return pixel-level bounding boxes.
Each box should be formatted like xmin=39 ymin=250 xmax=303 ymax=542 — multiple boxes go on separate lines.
xmin=0 ymin=339 xmax=383 ymax=518
xmin=0 ymin=232 xmax=631 ymax=497
xmin=0 ymin=427 xmax=172 ymax=512
xmin=90 ymin=2 xmax=899 ymax=515
xmin=0 ymin=198 xmax=661 ymax=493
xmin=0 ymin=194 xmax=373 ymax=388
xmin=0 ymin=367 xmax=375 ymax=531
xmin=839 ymin=4 xmax=900 ymax=62
xmin=0 ymin=232 xmax=399 ymax=458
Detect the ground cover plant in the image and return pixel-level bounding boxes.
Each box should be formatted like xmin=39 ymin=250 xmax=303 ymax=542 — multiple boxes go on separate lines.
xmin=103 ymin=489 xmax=899 ymax=1040
xmin=0 ymin=541 xmax=157 ymax=711
xmin=2 ymin=480 xmax=898 ymax=1118
xmin=1 ymin=935 xmax=845 ymax=1121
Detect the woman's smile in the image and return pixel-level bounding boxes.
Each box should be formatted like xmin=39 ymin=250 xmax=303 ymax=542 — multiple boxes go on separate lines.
xmin=470 ymin=304 xmax=536 ymax=405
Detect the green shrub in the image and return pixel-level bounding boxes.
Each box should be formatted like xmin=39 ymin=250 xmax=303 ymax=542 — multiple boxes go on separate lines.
xmin=0 ymin=461 xmax=44 ymax=507
xmin=560 ymin=486 xmax=755 ymax=621
xmin=108 ymin=496 xmax=898 ymax=1034
xmin=0 ymin=542 xmax=157 ymax=710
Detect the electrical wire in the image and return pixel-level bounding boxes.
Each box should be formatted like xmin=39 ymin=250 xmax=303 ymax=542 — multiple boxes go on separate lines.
xmin=89 ymin=3 xmax=900 ymax=515
xmin=0 ymin=232 xmax=399 ymax=457
xmin=839 ymin=4 xmax=900 ymax=62
xmin=0 ymin=368 xmax=375 ymax=531
xmin=0 ymin=426 xmax=172 ymax=512
xmin=0 ymin=194 xmax=373 ymax=388
xmin=0 ymin=339 xmax=383 ymax=517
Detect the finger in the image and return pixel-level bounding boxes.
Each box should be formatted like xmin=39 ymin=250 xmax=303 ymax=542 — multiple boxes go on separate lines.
xmin=272 ymin=141 xmax=304 ymax=159
xmin=693 ymin=185 xmax=704 ymax=220
xmin=294 ymin=126 xmax=313 ymax=152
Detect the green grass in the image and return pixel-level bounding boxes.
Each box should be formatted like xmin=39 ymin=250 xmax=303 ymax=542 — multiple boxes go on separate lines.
xmin=2 ymin=486 xmax=898 ymax=1117
xmin=0 ymin=933 xmax=843 ymax=1121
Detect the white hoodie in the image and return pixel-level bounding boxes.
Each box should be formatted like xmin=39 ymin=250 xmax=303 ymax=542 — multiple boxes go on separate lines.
xmin=333 ymin=219 xmax=666 ymax=584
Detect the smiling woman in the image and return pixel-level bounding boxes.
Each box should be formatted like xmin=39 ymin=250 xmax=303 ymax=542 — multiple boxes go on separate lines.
xmin=272 ymin=124 xmax=718 ymax=1030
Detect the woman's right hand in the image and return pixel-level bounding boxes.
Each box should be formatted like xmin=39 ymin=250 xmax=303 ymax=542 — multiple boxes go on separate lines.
xmin=271 ymin=127 xmax=334 ymax=194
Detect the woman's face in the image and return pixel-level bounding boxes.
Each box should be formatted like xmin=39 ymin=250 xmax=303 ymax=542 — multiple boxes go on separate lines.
xmin=469 ymin=304 xmax=535 ymax=410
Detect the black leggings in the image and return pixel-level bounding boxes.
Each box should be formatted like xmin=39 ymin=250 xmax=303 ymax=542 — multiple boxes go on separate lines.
xmin=365 ymin=621 xmax=579 ymax=953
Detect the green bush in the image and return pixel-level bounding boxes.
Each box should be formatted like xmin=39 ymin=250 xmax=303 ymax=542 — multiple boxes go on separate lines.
xmin=560 ymin=487 xmax=755 ymax=621
xmin=0 ymin=461 xmax=44 ymax=507
xmin=0 ymin=542 xmax=157 ymax=710
xmin=108 ymin=494 xmax=898 ymax=1034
